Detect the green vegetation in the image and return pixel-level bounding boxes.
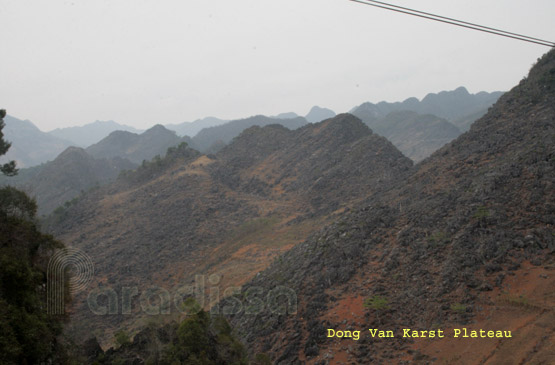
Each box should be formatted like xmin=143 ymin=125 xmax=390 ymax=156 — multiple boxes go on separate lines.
xmin=364 ymin=295 xmax=390 ymax=323
xmin=114 ymin=330 xmax=131 ymax=347
xmin=473 ymin=205 xmax=490 ymax=219
xmin=111 ymin=357 xmax=126 ymax=365
xmin=179 ymin=296 xmax=202 ymax=315
xmin=427 ymin=231 xmax=448 ymax=247
xmin=119 ymin=141 xmax=193 ymax=183
xmin=0 ymin=109 xmax=68 ymax=363
xmin=45 ymin=184 xmax=99 ymax=225
xmin=450 ymin=303 xmax=467 ymax=314
xmin=45 ymin=195 xmax=82 ymax=227
xmin=364 ymin=295 xmax=390 ymax=311
xmin=92 ymin=300 xmax=249 ymax=363
xmin=165 ymin=141 xmax=190 ymax=156
xmin=0 ymin=162 xmax=43 ymax=186
xmin=507 ymin=295 xmax=529 ymax=307
xmin=500 ymin=293 xmax=539 ymax=310
xmin=253 ymin=353 xmax=273 ymax=365
xmin=162 ymin=308 xmax=248 ymax=364
xmin=0 ymin=109 xmax=17 ymax=176
xmin=0 ymin=185 xmax=38 ymax=220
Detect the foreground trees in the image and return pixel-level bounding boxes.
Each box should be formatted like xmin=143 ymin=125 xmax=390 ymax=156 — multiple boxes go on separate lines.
xmin=0 ymin=109 xmax=68 ymax=363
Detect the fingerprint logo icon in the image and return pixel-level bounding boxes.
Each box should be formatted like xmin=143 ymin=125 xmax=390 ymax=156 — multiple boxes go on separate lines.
xmin=47 ymin=247 xmax=94 ymax=315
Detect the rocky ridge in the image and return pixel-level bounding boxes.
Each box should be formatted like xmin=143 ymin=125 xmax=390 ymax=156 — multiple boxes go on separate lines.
xmin=86 ymin=124 xmax=184 ymax=164
xmin=223 ymin=50 xmax=555 ymax=364
xmin=46 ymin=114 xmax=412 ymax=348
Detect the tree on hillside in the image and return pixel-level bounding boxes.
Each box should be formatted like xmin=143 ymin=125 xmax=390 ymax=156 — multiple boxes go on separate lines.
xmin=0 ymin=109 xmax=69 ymax=363
xmin=0 ymin=109 xmax=17 ymax=176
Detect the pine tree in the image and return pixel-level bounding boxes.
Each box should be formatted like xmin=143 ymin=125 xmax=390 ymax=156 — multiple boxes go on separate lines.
xmin=0 ymin=109 xmax=18 ymax=176
xmin=0 ymin=109 xmax=68 ymax=363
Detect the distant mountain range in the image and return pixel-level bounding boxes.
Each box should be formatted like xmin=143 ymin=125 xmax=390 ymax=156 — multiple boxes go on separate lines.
xmin=2 ymin=47 xmax=552 ymax=364
xmin=189 ymin=115 xmax=308 ymax=153
xmin=4 ymin=147 xmax=136 ymax=215
xmin=305 ymin=105 xmax=336 ymax=123
xmin=353 ymin=86 xmax=503 ymax=132
xmin=0 ymin=125 xmax=185 ymax=215
xmin=351 ymin=87 xmax=503 ymax=161
xmin=0 ymin=86 xmax=503 ymax=218
xmin=48 ymin=120 xmax=143 ymax=147
xmin=165 ymin=116 xmax=229 ymax=137
xmin=0 ymin=117 xmax=313 ymax=215
xmin=272 ymin=112 xmax=299 ymax=119
xmin=85 ymin=124 xmax=184 ymax=165
xmin=184 ymin=92 xmax=502 ymax=160
xmin=44 ymin=113 xmax=412 ymax=347
xmin=2 ymin=88 xmax=501 ymax=169
xmin=0 ymin=115 xmax=74 ymax=167
xmin=357 ymin=110 xmax=462 ymax=162
xmin=224 ymin=51 xmax=554 ymax=364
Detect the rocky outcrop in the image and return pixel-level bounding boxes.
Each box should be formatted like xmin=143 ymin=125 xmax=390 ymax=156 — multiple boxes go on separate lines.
xmin=46 ymin=113 xmax=412 ymax=348
xmin=224 ymin=50 xmax=555 ymax=364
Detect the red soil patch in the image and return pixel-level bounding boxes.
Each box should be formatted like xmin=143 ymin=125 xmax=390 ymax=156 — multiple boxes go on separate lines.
xmin=405 ymin=261 xmax=555 ymax=364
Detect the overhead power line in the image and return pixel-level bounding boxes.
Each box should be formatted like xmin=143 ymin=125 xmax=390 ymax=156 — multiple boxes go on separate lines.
xmin=357 ymin=0 xmax=552 ymax=44
xmin=348 ymin=0 xmax=555 ymax=47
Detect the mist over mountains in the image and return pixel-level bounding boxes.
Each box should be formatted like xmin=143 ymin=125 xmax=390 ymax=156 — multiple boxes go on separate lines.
xmin=85 ymin=124 xmax=184 ymax=165
xmin=352 ymin=86 xmax=503 ymax=131
xmin=165 ymin=116 xmax=229 ymax=137
xmin=2 ymin=87 xmax=502 ymax=170
xmin=0 ymin=115 xmax=74 ymax=167
xmin=49 ymin=120 xmax=143 ymax=147
xmin=2 ymin=0 xmax=554 ymax=361
xmin=223 ymin=50 xmax=555 ymax=364
xmin=44 ymin=113 xmax=413 ymax=348
xmin=305 ymin=106 xmax=336 ymax=124
xmin=1 ymin=48 xmax=554 ymax=364
xmin=361 ymin=110 xmax=462 ymax=162
xmin=22 ymin=147 xmax=135 ymax=215
xmin=351 ymin=87 xmax=503 ymax=161
xmin=190 ymin=115 xmax=309 ymax=153
xmin=1 ymin=87 xmax=504 ymax=223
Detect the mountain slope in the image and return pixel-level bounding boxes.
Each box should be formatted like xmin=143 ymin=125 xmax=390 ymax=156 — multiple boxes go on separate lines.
xmin=353 ymin=87 xmax=503 ymax=132
xmin=211 ymin=114 xmax=411 ymax=213
xmin=165 ymin=116 xmax=229 ymax=137
xmin=48 ymin=120 xmax=143 ymax=147
xmin=45 ymin=114 xmax=412 ymax=348
xmin=273 ymin=112 xmax=299 ymax=119
xmin=85 ymin=124 xmax=184 ymax=164
xmin=224 ymin=50 xmax=555 ymax=364
xmin=0 ymin=115 xmax=74 ymax=167
xmin=305 ymin=106 xmax=336 ymax=123
xmin=350 ymin=88 xmax=503 ymax=162
xmin=6 ymin=147 xmax=136 ymax=215
xmin=362 ymin=110 xmax=461 ymax=162
xmin=191 ymin=115 xmax=308 ymax=152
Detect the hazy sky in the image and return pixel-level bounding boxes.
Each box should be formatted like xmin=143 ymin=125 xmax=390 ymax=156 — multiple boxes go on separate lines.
xmin=1 ymin=0 xmax=554 ymax=131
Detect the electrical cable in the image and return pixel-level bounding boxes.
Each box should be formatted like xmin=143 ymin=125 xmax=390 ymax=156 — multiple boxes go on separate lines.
xmin=348 ymin=0 xmax=555 ymax=47
xmin=362 ymin=0 xmax=553 ymax=44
